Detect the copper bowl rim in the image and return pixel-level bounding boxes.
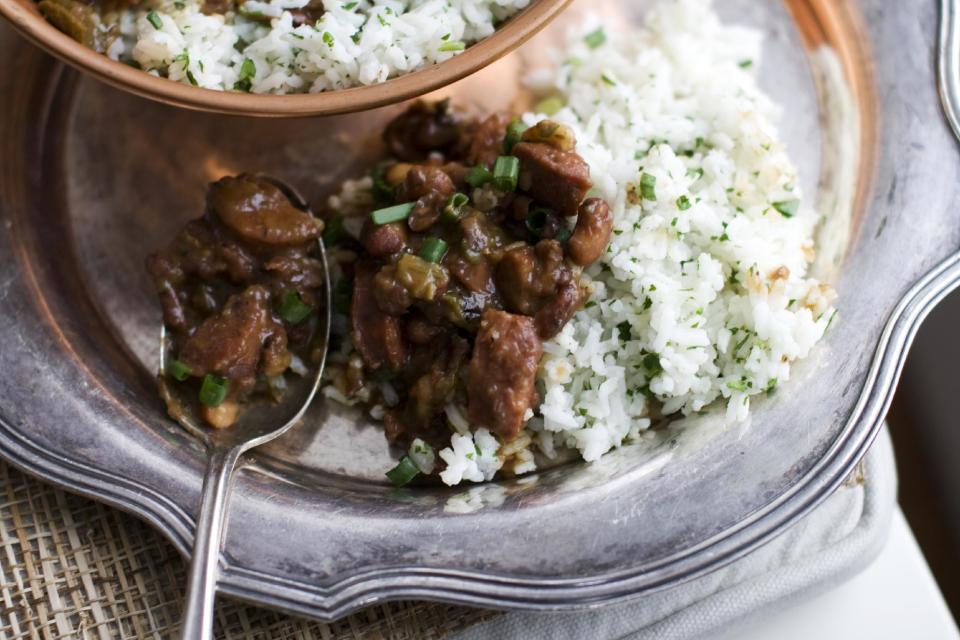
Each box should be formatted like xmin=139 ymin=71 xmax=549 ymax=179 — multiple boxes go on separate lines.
xmin=0 ymin=0 xmax=571 ymax=117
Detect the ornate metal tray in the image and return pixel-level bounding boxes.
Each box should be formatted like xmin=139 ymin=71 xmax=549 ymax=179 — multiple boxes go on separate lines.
xmin=1 ymin=0 xmax=958 ymax=620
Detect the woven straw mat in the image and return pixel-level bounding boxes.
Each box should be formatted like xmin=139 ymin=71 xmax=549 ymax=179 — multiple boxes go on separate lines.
xmin=0 ymin=462 xmax=498 ymax=639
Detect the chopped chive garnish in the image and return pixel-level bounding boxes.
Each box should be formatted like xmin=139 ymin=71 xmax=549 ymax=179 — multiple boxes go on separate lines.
xmin=584 ymin=27 xmax=606 ymax=49
xmin=146 ymin=10 xmax=162 ymax=29
xmin=525 ymin=207 xmax=552 ymax=238
xmin=493 ymin=156 xmax=520 ymax=192
xmin=419 ymin=237 xmax=448 ymax=263
xmin=167 ymin=359 xmax=191 ymax=381
xmin=643 ymin=353 xmax=663 ymax=376
xmin=438 ymin=40 xmax=466 ymax=52
xmin=772 ymin=199 xmax=800 ymax=218
xmin=199 ymin=374 xmax=229 ymax=407
xmin=601 ymin=73 xmax=617 ymax=86
xmin=738 ymin=59 xmax=753 ymax=69
xmin=185 ymin=70 xmax=198 ymax=86
xmin=640 ymin=172 xmax=657 ymax=200
xmin=727 ymin=379 xmax=750 ymax=392
xmin=535 ymin=96 xmax=564 ymax=116
xmin=386 ymin=455 xmax=420 ymax=487
xmin=503 ymin=118 xmax=528 ymax=153
xmin=370 ymin=164 xmax=395 ymax=203
xmin=322 ymin=31 xmax=335 ymax=47
xmin=371 ymin=202 xmax=415 ymax=225
xmin=321 ymin=215 xmax=344 ymax=246
xmin=443 ymin=192 xmax=469 ymax=222
xmin=234 ymin=58 xmax=256 ymax=92
xmin=342 ymin=1 xmax=358 ymax=8
xmin=278 ymin=290 xmax=313 ymax=324
xmin=465 ymin=166 xmax=493 ymax=188
xmin=642 ymin=353 xmax=662 ymax=375
xmin=676 ymin=195 xmax=692 ymax=211
xmin=687 ymin=167 xmax=704 ymax=181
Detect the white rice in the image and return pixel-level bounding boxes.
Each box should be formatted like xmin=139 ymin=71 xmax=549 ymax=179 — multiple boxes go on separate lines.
xmin=328 ymin=0 xmax=837 ymax=485
xmin=108 ymin=0 xmax=530 ymax=93
xmin=523 ymin=0 xmax=836 ymax=466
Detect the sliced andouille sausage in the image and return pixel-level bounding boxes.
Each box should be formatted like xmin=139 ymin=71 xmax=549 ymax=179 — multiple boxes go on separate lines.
xmin=467 ymin=309 xmax=543 ymax=440
xmin=351 ymin=261 xmax=407 ymax=371
xmin=513 ymin=141 xmax=592 ymax=217
xmin=179 ymin=285 xmax=288 ymax=396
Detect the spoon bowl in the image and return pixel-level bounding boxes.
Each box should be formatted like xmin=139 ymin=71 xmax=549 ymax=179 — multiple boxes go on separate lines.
xmin=157 ymin=176 xmax=330 ymax=639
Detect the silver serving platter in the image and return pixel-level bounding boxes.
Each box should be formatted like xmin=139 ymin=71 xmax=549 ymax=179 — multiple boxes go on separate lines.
xmin=1 ymin=0 xmax=958 ymax=621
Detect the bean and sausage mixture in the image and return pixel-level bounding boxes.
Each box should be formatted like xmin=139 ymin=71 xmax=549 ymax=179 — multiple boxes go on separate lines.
xmin=146 ymin=174 xmax=326 ymax=429
xmin=326 ymin=100 xmax=614 ymax=485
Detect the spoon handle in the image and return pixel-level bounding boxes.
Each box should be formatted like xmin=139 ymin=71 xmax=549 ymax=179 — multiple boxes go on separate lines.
xmin=181 ymin=444 xmax=243 ymax=640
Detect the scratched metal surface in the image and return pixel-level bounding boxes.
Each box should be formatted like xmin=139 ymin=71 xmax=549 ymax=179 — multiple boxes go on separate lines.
xmin=0 ymin=0 xmax=957 ymax=621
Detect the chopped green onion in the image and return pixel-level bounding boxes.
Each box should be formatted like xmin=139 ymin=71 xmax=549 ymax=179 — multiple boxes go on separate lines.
xmin=333 ymin=278 xmax=352 ymax=315
xmin=493 ymin=156 xmax=520 ymax=192
xmin=233 ymin=58 xmax=256 ymax=91
xmin=322 ymin=31 xmax=335 ymax=47
xmin=465 ymin=166 xmax=493 ymax=188
xmin=386 ymin=456 xmax=420 ymax=487
xmin=370 ymin=165 xmax=396 ymax=203
xmin=321 ymin=215 xmax=345 ymax=246
xmin=239 ymin=58 xmax=255 ymax=79
xmin=185 ymin=70 xmax=198 ymax=86
xmin=676 ymin=195 xmax=692 ymax=211
xmin=772 ymin=199 xmax=800 ymax=218
xmin=167 ymin=359 xmax=191 ymax=382
xmin=419 ymin=237 xmax=448 ymax=263
xmin=503 ymin=118 xmax=528 ymax=153
xmin=738 ymin=59 xmax=753 ymax=69
xmin=199 ymin=374 xmax=229 ymax=407
xmin=438 ymin=40 xmax=466 ymax=52
xmin=640 ymin=172 xmax=657 ymax=200
xmin=371 ymin=202 xmax=414 ymax=225
xmin=443 ymin=192 xmax=469 ymax=222
xmin=278 ymin=290 xmax=314 ymax=324
xmin=584 ymin=27 xmax=606 ymax=49
xmin=535 ymin=96 xmax=564 ymax=116
xmin=727 ymin=379 xmax=750 ymax=392
xmin=525 ymin=207 xmax=552 ymax=238
xmin=601 ymin=73 xmax=617 ymax=86
xmin=642 ymin=353 xmax=662 ymax=375
xmin=146 ymin=10 xmax=162 ymax=29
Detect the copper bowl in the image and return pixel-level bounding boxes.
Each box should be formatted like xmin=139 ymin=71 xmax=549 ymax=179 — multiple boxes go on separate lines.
xmin=0 ymin=0 xmax=570 ymax=117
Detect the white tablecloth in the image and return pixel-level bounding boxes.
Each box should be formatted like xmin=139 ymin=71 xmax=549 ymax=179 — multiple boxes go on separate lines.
xmin=454 ymin=428 xmax=897 ymax=640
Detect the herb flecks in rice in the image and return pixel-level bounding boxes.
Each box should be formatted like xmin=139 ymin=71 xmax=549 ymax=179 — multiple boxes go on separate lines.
xmin=112 ymin=0 xmax=531 ymax=94
xmin=529 ymin=0 xmax=836 ymax=464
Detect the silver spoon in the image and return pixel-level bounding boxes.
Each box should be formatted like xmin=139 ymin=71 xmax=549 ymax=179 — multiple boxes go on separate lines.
xmin=157 ymin=177 xmax=330 ymax=640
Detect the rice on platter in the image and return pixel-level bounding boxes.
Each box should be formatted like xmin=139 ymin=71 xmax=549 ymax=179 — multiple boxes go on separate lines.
xmin=325 ymin=0 xmax=837 ymax=486
xmin=47 ymin=0 xmax=530 ymax=94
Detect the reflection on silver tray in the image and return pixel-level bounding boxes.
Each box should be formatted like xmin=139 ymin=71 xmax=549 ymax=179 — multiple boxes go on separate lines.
xmin=1 ymin=0 xmax=959 ymax=621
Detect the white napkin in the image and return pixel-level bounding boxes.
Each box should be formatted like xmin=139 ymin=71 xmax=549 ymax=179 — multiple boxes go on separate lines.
xmin=452 ymin=428 xmax=896 ymax=640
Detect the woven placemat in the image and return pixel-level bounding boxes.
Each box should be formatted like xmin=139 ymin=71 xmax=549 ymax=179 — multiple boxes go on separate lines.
xmin=0 ymin=462 xmax=497 ymax=639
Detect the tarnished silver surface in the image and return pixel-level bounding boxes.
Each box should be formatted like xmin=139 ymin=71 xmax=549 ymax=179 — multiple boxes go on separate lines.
xmin=0 ymin=0 xmax=957 ymax=621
